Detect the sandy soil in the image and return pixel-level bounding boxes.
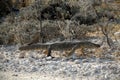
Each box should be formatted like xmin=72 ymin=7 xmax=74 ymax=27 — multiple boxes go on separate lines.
xmin=0 ymin=71 xmax=93 ymax=80
xmin=0 ymin=45 xmax=120 ymax=80
xmin=0 ymin=71 xmax=104 ymax=80
xmin=0 ymin=71 xmax=66 ymax=80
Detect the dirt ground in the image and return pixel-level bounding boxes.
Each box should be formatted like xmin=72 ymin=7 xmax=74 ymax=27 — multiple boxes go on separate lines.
xmin=0 ymin=71 xmax=89 ymax=80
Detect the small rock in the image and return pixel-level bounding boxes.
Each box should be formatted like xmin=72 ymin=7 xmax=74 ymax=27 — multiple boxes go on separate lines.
xmin=0 ymin=53 xmax=5 ymax=59
xmin=3 ymin=58 xmax=10 ymax=63
xmin=29 ymin=58 xmax=35 ymax=63
xmin=82 ymin=59 xmax=89 ymax=63
xmin=46 ymin=56 xmax=52 ymax=60
xmin=52 ymin=57 xmax=61 ymax=61
xmin=31 ymin=66 xmax=38 ymax=72
xmin=12 ymin=74 xmax=18 ymax=76
xmin=74 ymin=59 xmax=81 ymax=64
xmin=18 ymin=52 xmax=26 ymax=58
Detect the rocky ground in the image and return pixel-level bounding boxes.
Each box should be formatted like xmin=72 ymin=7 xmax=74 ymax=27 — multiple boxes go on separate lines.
xmin=0 ymin=45 xmax=120 ymax=80
xmin=0 ymin=0 xmax=120 ymax=80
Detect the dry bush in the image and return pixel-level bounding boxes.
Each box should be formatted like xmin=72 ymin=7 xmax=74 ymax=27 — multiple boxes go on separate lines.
xmin=0 ymin=0 xmax=119 ymax=46
xmin=0 ymin=0 xmax=119 ymax=61
xmin=0 ymin=21 xmax=15 ymax=45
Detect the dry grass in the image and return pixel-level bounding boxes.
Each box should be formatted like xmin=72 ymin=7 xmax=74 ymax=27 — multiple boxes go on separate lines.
xmin=0 ymin=0 xmax=119 ymax=60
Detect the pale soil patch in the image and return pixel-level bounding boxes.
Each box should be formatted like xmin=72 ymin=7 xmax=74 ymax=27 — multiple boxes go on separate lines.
xmin=0 ymin=71 xmax=62 ymax=80
xmin=0 ymin=71 xmax=90 ymax=80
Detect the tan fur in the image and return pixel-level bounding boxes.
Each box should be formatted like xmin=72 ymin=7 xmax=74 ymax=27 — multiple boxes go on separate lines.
xmin=64 ymin=43 xmax=100 ymax=57
xmin=19 ymin=41 xmax=100 ymax=58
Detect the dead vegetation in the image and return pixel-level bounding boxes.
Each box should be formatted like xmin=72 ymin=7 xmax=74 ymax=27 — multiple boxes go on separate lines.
xmin=0 ymin=0 xmax=119 ymax=59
